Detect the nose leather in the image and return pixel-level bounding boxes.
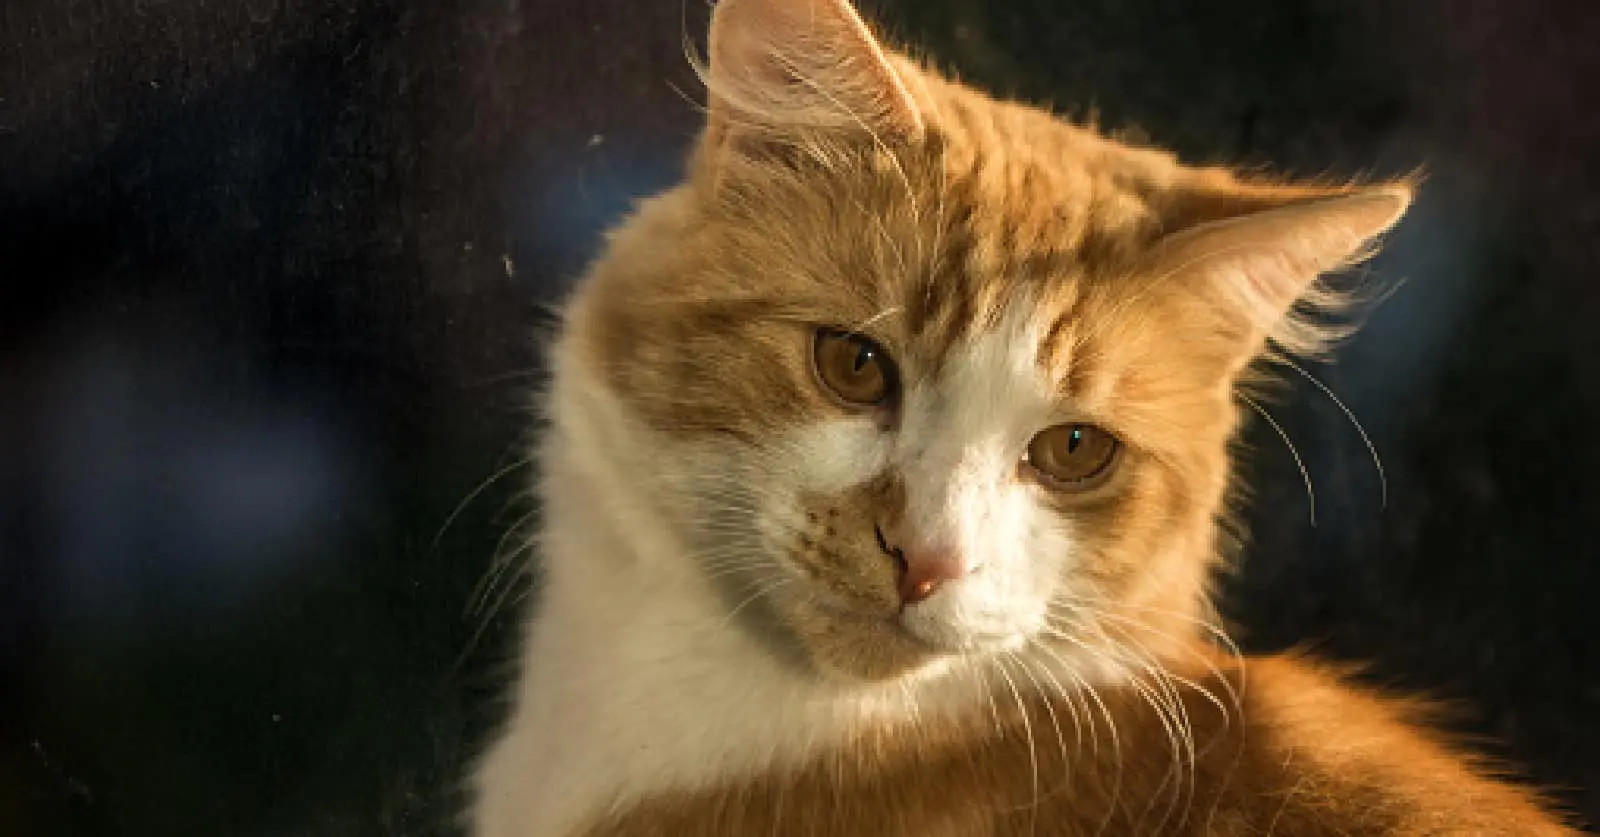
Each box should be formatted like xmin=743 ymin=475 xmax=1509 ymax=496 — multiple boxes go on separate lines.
xmin=896 ymin=544 xmax=968 ymax=605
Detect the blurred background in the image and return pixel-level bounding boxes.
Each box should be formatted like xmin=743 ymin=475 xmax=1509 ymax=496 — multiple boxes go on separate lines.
xmin=2 ymin=0 xmax=1597 ymax=834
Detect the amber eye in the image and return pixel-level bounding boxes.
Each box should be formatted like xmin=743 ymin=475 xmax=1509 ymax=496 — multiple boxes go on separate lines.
xmin=813 ymin=329 xmax=896 ymax=407
xmin=1025 ymin=424 xmax=1120 ymax=490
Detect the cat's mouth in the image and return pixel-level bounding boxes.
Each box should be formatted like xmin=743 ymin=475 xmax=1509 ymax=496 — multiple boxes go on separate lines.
xmin=800 ymin=588 xmax=1021 ymax=656
xmin=779 ymin=597 xmax=947 ymax=680
xmin=770 ymin=554 xmax=1026 ymax=678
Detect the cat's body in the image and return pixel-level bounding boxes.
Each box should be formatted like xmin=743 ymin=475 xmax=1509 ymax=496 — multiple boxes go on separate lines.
xmin=470 ymin=1 xmax=1576 ymax=834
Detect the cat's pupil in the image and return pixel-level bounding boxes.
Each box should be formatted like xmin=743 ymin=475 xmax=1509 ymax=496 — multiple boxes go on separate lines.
xmin=1067 ymin=428 xmax=1083 ymax=453
xmin=852 ymin=342 xmax=874 ymax=373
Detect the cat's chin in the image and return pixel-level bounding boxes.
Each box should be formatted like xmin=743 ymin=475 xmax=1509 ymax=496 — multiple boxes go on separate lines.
xmin=777 ymin=595 xmax=1017 ymax=683
xmin=793 ymin=609 xmax=945 ymax=682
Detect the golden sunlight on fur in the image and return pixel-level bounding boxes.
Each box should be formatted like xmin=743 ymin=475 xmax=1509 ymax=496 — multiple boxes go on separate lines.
xmin=467 ymin=0 xmax=1579 ymax=834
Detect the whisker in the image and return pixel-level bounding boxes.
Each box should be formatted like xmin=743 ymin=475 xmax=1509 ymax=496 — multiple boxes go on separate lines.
xmin=1278 ymin=354 xmax=1388 ymax=508
xmin=1005 ymin=652 xmax=1074 ymax=811
xmin=430 ymin=457 xmax=532 ymax=555
xmin=1025 ymin=638 xmax=1124 ymax=835
xmin=1049 ymin=602 xmax=1244 ymax=712
xmin=447 ymin=554 xmax=534 ymax=679
xmin=1086 ymin=613 xmax=1241 ymax=727
xmin=969 ymin=656 xmax=1005 ymax=735
xmin=1047 ymin=595 xmax=1247 ymax=669
xmin=994 ymin=655 xmax=1039 ymax=835
xmin=468 ymin=508 xmax=541 ymax=617
xmin=1041 ymin=609 xmax=1245 ymax=836
xmin=1023 ymin=642 xmax=1088 ymax=755
xmin=718 ymin=578 xmax=792 ymax=629
xmin=1239 ymin=392 xmax=1317 ymax=526
xmin=1125 ymin=669 xmax=1191 ymax=834
xmin=1103 ymin=631 xmax=1196 ymax=834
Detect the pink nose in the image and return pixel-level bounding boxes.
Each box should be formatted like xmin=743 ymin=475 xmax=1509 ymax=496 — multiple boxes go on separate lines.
xmin=898 ymin=549 xmax=967 ymax=604
xmin=877 ymin=526 xmax=968 ymax=605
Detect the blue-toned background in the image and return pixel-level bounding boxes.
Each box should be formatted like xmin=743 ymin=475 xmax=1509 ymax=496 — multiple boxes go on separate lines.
xmin=3 ymin=1 xmax=1597 ymax=833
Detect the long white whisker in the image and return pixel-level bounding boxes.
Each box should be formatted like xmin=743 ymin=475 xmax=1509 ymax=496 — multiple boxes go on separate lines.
xmin=1049 ymin=603 xmax=1244 ymax=724
xmin=994 ymin=656 xmax=1039 ymax=835
xmin=1024 ymin=642 xmax=1088 ymax=754
xmin=1085 ymin=613 xmax=1240 ymax=728
xmin=468 ymin=506 xmax=540 ymax=616
xmin=1047 ymin=598 xmax=1248 ymax=705
xmin=1239 ymin=392 xmax=1316 ymax=526
xmin=431 ymin=457 xmax=531 ymax=555
xmin=1278 ymin=353 xmax=1388 ymax=508
xmin=718 ymin=578 xmax=792 ymax=629
xmin=1006 ymin=652 xmax=1073 ymax=809
xmin=1111 ymin=637 xmax=1197 ymax=834
xmin=1026 ymin=638 xmax=1124 ymax=835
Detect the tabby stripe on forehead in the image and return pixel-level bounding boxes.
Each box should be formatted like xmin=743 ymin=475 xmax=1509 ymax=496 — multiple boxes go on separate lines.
xmin=902 ymin=166 xmax=975 ymax=358
xmin=1037 ymin=305 xmax=1078 ymax=384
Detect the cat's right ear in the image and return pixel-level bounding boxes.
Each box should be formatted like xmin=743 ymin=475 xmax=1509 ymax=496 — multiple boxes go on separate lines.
xmin=700 ymin=0 xmax=924 ymax=164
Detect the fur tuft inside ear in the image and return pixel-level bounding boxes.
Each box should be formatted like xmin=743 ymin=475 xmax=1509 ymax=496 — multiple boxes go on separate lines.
xmin=698 ymin=0 xmax=923 ymax=161
xmin=1150 ymin=179 xmax=1415 ymax=364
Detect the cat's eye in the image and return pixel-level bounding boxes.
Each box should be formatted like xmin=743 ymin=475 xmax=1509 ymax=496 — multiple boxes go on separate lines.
xmin=1024 ymin=424 xmax=1120 ymax=490
xmin=813 ymin=329 xmax=896 ymax=408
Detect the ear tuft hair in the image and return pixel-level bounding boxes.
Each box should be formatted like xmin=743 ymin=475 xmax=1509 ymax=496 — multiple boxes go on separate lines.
xmin=694 ymin=0 xmax=923 ymax=164
xmin=1150 ymin=173 xmax=1418 ymax=366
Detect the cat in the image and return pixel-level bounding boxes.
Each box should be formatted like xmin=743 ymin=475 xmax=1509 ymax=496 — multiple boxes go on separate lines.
xmin=468 ymin=0 xmax=1577 ymax=834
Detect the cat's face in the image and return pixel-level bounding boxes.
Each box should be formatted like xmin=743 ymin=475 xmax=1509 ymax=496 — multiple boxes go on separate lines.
xmin=563 ymin=0 xmax=1410 ymax=683
xmin=699 ymin=298 xmax=1223 ymax=682
xmin=581 ymin=151 xmax=1242 ymax=681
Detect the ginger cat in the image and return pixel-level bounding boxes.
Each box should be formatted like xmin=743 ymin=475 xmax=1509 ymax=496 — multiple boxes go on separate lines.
xmin=469 ymin=0 xmax=1577 ymax=833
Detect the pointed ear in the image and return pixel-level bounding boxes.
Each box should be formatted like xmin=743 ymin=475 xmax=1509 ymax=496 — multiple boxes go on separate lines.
xmin=1148 ymin=178 xmax=1415 ymax=364
xmin=702 ymin=0 xmax=924 ymax=160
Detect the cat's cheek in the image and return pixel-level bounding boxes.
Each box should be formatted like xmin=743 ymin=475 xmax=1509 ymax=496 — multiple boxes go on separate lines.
xmin=1022 ymin=516 xmax=1079 ymax=604
xmin=780 ymin=417 xmax=892 ymax=494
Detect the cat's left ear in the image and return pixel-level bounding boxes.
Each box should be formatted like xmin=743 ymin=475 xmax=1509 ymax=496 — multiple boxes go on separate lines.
xmin=701 ymin=0 xmax=924 ymax=161
xmin=1149 ymin=176 xmax=1415 ymax=368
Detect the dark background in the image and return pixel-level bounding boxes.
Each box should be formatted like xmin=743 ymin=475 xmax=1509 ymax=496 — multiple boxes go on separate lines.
xmin=2 ymin=0 xmax=1597 ymax=834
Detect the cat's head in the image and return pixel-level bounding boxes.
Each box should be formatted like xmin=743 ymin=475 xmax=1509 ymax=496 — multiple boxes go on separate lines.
xmin=559 ymin=0 xmax=1412 ymax=682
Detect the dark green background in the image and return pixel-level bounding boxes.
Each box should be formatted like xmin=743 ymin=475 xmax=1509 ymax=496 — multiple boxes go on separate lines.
xmin=3 ymin=0 xmax=1597 ymax=834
